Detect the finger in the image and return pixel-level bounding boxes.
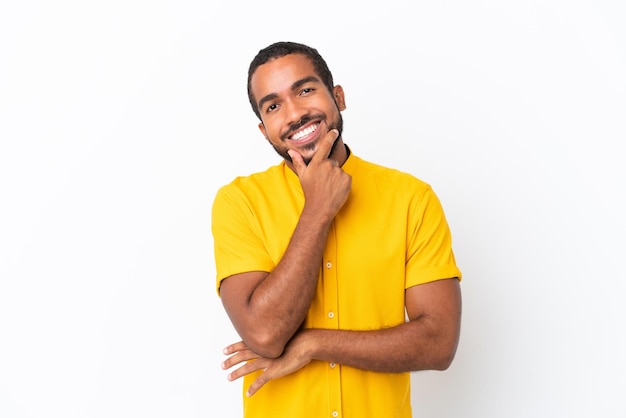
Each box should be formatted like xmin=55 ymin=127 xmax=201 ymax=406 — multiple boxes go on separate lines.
xmin=246 ymin=371 xmax=271 ymax=397
xmin=288 ymin=150 xmax=306 ymax=177
xmin=310 ymin=128 xmax=339 ymax=164
xmin=222 ymin=349 xmax=259 ymax=370
xmin=223 ymin=341 xmax=248 ymax=355
xmin=227 ymin=358 xmax=268 ymax=382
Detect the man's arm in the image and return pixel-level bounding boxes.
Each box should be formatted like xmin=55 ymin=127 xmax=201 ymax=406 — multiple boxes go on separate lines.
xmin=219 ymin=130 xmax=351 ymax=359
xmin=222 ymin=278 xmax=462 ymax=396
xmin=307 ymin=277 xmax=462 ymax=371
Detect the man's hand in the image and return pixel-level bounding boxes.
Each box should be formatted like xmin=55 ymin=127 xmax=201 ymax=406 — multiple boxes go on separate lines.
xmin=288 ymin=129 xmax=351 ymax=221
xmin=222 ymin=333 xmax=312 ymax=397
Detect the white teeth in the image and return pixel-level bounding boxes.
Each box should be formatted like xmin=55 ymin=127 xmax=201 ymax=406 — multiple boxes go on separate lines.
xmin=292 ymin=124 xmax=317 ymax=141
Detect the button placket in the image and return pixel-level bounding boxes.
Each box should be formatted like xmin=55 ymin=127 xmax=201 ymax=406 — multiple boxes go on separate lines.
xmin=324 ymin=221 xmax=341 ymax=418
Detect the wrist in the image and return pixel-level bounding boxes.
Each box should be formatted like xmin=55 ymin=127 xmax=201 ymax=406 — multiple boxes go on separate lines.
xmin=300 ymin=206 xmax=335 ymax=229
xmin=296 ymin=329 xmax=321 ymax=361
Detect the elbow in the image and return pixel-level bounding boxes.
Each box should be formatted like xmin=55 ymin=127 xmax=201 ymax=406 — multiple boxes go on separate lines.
xmin=433 ymin=350 xmax=455 ymax=371
xmin=244 ymin=332 xmax=287 ymax=359
xmin=253 ymin=344 xmax=284 ymax=360
xmin=431 ymin=339 xmax=459 ymax=371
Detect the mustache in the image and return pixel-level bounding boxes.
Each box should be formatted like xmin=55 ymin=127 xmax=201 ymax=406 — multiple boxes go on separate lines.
xmin=281 ymin=114 xmax=325 ymax=141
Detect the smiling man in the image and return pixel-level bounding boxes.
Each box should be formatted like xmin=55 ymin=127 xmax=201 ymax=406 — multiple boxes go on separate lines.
xmin=212 ymin=41 xmax=463 ymax=418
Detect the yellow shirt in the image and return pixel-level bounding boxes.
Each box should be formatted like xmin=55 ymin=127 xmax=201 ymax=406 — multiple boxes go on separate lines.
xmin=212 ymin=151 xmax=462 ymax=418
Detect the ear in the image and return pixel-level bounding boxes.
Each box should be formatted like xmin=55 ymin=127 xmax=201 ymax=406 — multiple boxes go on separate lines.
xmin=258 ymin=122 xmax=268 ymax=139
xmin=333 ymin=85 xmax=346 ymax=111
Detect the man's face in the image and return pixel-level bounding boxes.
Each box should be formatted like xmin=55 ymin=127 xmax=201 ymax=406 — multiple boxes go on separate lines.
xmin=250 ymin=54 xmax=345 ymax=165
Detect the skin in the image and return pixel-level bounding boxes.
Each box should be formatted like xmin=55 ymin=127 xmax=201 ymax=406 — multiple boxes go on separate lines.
xmin=254 ymin=54 xmax=347 ymax=167
xmin=219 ymin=53 xmax=462 ymax=397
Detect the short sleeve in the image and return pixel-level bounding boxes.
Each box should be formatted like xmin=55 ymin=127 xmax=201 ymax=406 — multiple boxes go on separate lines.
xmin=211 ymin=184 xmax=275 ymax=295
xmin=405 ymin=185 xmax=462 ymax=288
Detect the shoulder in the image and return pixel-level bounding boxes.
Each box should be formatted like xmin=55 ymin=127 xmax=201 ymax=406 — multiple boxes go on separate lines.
xmin=350 ymin=154 xmax=433 ymax=195
xmin=224 ymin=163 xmax=285 ymax=189
xmin=215 ymin=162 xmax=288 ymax=200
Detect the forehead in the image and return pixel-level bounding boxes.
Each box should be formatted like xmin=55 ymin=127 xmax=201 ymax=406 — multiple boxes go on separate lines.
xmin=250 ymin=54 xmax=318 ymax=99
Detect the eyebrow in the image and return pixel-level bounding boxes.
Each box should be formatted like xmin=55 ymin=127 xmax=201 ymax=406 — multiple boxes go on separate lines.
xmin=257 ymin=75 xmax=322 ymax=112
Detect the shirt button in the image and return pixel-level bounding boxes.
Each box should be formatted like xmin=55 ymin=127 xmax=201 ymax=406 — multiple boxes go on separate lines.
xmin=329 ymin=362 xmax=336 ymax=368
xmin=328 ymin=311 xmax=335 ymax=319
xmin=332 ymin=412 xmax=339 ymax=417
xmin=326 ymin=261 xmax=332 ymax=269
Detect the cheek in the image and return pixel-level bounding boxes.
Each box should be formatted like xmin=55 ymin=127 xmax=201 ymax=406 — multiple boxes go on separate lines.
xmin=268 ymin=120 xmax=289 ymax=142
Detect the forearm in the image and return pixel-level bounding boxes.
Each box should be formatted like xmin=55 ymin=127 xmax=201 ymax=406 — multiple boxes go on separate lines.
xmin=300 ymin=318 xmax=460 ymax=373
xmin=227 ymin=208 xmax=333 ymax=357
xmin=255 ymin=213 xmax=330 ymax=308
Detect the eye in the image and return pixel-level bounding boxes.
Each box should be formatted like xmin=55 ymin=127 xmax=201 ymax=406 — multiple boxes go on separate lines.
xmin=266 ymin=103 xmax=278 ymax=113
xmin=300 ymin=87 xmax=314 ymax=95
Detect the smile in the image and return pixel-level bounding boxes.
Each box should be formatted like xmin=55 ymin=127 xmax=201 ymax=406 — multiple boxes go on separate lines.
xmin=290 ymin=123 xmax=319 ymax=142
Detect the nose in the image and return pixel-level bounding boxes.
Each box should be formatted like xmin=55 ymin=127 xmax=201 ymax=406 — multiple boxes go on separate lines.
xmin=284 ymin=98 xmax=307 ymax=127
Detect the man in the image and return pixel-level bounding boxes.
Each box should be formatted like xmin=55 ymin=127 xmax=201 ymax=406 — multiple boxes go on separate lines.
xmin=212 ymin=41 xmax=462 ymax=418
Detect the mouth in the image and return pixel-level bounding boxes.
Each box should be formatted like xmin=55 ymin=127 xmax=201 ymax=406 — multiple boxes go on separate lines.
xmin=288 ymin=122 xmax=320 ymax=143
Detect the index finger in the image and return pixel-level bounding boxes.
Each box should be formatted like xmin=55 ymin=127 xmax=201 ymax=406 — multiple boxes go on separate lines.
xmin=310 ymin=128 xmax=339 ymax=164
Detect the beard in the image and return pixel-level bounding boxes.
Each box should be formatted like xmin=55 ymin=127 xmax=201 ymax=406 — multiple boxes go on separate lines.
xmin=271 ymin=111 xmax=344 ymax=166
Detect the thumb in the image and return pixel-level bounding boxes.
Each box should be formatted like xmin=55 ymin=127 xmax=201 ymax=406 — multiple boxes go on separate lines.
xmin=288 ymin=150 xmax=306 ymax=177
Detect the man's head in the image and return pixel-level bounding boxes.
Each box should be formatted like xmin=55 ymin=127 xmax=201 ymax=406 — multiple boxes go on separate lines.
xmin=247 ymin=42 xmax=335 ymax=120
xmin=247 ymin=41 xmax=347 ymax=166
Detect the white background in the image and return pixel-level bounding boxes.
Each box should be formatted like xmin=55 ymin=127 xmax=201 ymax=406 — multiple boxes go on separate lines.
xmin=1 ymin=1 xmax=625 ymax=417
